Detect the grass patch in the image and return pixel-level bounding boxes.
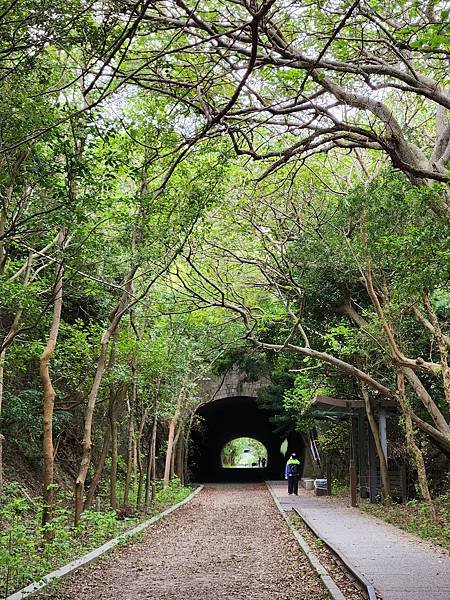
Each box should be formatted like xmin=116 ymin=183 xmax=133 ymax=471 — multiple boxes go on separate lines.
xmin=360 ymin=492 xmax=450 ymax=551
xmin=0 ymin=478 xmax=193 ymax=597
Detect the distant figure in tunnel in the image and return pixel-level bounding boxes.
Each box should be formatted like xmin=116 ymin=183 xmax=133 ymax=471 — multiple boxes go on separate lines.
xmin=261 ymin=457 xmax=266 ymax=468
xmin=285 ymin=453 xmax=300 ymax=495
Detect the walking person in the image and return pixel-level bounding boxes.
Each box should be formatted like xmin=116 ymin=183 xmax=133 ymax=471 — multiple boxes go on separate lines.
xmin=285 ymin=453 xmax=300 ymax=495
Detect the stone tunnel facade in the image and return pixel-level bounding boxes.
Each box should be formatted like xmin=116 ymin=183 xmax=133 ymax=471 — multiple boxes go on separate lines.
xmin=188 ymin=367 xmax=305 ymax=482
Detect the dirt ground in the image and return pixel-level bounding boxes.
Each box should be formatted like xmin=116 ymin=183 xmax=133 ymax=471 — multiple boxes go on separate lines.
xmin=38 ymin=483 xmax=328 ymax=599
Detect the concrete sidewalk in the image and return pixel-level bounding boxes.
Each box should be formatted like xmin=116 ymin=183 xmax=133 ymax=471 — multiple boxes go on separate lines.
xmin=268 ymin=481 xmax=450 ymax=600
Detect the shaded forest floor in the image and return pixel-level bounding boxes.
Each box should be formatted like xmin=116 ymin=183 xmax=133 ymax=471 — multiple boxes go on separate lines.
xmin=37 ymin=484 xmax=328 ymax=600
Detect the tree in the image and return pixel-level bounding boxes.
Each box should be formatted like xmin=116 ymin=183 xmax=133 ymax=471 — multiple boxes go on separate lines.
xmin=170 ymin=162 xmax=449 ymax=501
xmin=120 ymin=0 xmax=450 ymax=217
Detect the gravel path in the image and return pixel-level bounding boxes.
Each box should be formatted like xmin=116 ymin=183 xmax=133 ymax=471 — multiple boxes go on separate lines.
xmin=39 ymin=484 xmax=328 ymax=600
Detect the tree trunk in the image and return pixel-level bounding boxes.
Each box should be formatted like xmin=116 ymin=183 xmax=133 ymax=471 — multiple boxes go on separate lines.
xmin=110 ymin=401 xmax=118 ymax=511
xmin=337 ymin=294 xmax=450 ymax=451
xmin=74 ymin=269 xmax=135 ymax=526
xmin=175 ymin=437 xmax=184 ymax=483
xmin=163 ymin=418 xmax=177 ymax=489
xmin=171 ymin=424 xmax=183 ymax=480
xmin=150 ymin=416 xmax=157 ymax=503
xmin=84 ymin=423 xmax=111 ymax=510
xmin=0 ymin=350 xmax=5 ymax=498
xmin=0 ymin=251 xmax=34 ymax=496
xmin=163 ymin=383 xmax=187 ymax=489
xmin=401 ymin=367 xmax=450 ymax=436
xmin=397 ymin=372 xmax=436 ymax=519
xmin=41 ymin=229 xmax=65 ymax=540
xmin=135 ymin=406 xmax=149 ymax=509
xmin=0 ymin=350 xmax=5 ymax=422
xmin=423 ymin=294 xmax=450 ymax=410
xmin=170 ymin=437 xmax=176 ymax=480
xmin=123 ymin=382 xmax=136 ymax=506
xmin=110 ymin=384 xmax=127 ymax=511
xmin=0 ymin=433 xmax=4 ymax=498
xmin=410 ymin=412 xmax=450 ymax=453
xmin=145 ymin=409 xmax=158 ymax=509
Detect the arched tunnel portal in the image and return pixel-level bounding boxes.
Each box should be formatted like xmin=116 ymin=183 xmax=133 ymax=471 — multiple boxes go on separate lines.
xmin=188 ymin=396 xmax=305 ymax=482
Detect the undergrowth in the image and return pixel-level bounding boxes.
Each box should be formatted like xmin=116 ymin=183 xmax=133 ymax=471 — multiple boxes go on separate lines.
xmin=360 ymin=491 xmax=450 ymax=551
xmin=0 ymin=478 xmax=192 ymax=597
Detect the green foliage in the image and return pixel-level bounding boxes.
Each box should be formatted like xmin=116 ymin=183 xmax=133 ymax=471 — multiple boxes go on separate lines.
xmin=361 ymin=492 xmax=450 ymax=551
xmin=0 ymin=479 xmax=193 ymax=596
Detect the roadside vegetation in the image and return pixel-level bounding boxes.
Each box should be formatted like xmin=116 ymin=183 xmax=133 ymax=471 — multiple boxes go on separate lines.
xmin=0 ymin=478 xmax=192 ymax=596
xmin=360 ymin=492 xmax=450 ymax=552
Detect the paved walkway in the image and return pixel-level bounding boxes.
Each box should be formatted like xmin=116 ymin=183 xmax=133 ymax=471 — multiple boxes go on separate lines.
xmin=268 ymin=481 xmax=450 ymax=600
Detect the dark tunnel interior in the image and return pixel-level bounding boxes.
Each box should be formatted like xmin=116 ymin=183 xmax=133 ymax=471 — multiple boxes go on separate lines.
xmin=188 ymin=396 xmax=305 ymax=482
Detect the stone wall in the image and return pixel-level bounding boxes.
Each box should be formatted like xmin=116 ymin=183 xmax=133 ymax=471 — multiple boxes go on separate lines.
xmin=201 ymin=365 xmax=271 ymax=402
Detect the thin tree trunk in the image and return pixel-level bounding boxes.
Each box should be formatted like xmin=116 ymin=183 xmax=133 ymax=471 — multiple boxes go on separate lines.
xmin=150 ymin=415 xmax=157 ymax=503
xmin=175 ymin=436 xmax=184 ymax=483
xmin=171 ymin=424 xmax=183 ymax=480
xmin=84 ymin=423 xmax=111 ymax=510
xmin=123 ymin=381 xmax=136 ymax=506
xmin=0 ymin=349 xmax=5 ymax=422
xmin=0 ymin=252 xmax=34 ymax=496
xmin=110 ymin=384 xmax=127 ymax=511
xmin=135 ymin=406 xmax=149 ymax=509
xmin=163 ymin=418 xmax=177 ymax=488
xmin=74 ymin=269 xmax=135 ymax=527
xmin=183 ymin=412 xmax=197 ymax=486
xmin=110 ymin=399 xmax=118 ymax=511
xmin=0 ymin=350 xmax=5 ymax=498
xmin=163 ymin=382 xmax=187 ymax=489
xmin=0 ymin=433 xmax=4 ymax=498
xmin=41 ymin=229 xmax=65 ymax=540
xmin=170 ymin=437 xmax=176 ymax=480
xmin=144 ymin=439 xmax=152 ymax=509
xmin=397 ymin=372 xmax=436 ymax=519
xmin=423 ymin=294 xmax=450 ymax=410
xmin=145 ymin=408 xmax=158 ymax=509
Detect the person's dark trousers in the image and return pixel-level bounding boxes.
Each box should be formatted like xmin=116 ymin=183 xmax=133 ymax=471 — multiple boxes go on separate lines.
xmin=288 ymin=475 xmax=299 ymax=495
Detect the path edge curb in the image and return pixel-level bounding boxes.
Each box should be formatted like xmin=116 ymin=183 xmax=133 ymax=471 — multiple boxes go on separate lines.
xmin=265 ymin=481 xmax=346 ymax=600
xmin=7 ymin=485 xmax=204 ymax=600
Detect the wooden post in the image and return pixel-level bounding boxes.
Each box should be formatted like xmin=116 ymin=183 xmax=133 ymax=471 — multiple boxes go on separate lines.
xmin=350 ymin=459 xmax=358 ymax=507
xmin=368 ymin=427 xmax=377 ymax=503
xmin=378 ymin=408 xmax=388 ymax=466
xmin=357 ymin=411 xmax=368 ymax=498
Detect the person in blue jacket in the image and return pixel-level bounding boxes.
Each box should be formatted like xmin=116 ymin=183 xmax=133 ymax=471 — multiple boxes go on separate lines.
xmin=285 ymin=453 xmax=300 ymax=495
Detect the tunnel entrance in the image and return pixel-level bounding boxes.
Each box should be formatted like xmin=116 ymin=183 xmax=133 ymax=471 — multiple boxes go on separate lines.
xmin=221 ymin=437 xmax=268 ymax=469
xmin=188 ymin=396 xmax=305 ymax=482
